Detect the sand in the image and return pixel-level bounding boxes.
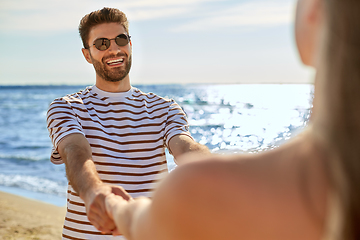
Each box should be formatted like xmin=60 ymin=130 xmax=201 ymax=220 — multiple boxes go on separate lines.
xmin=0 ymin=191 xmax=66 ymax=240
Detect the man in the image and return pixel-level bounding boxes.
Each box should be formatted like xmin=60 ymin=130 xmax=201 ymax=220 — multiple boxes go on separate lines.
xmin=47 ymin=7 xmax=209 ymax=240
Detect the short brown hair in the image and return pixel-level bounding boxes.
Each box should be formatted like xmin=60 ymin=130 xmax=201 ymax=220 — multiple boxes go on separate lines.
xmin=79 ymin=7 xmax=129 ymax=49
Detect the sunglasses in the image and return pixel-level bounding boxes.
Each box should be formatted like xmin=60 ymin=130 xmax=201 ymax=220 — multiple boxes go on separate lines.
xmin=88 ymin=34 xmax=131 ymax=51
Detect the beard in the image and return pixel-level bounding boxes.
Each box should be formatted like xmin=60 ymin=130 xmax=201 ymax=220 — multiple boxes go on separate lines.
xmin=91 ymin=53 xmax=132 ymax=82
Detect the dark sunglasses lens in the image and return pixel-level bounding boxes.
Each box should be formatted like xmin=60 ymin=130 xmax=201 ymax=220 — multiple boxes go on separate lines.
xmin=115 ymin=34 xmax=129 ymax=46
xmin=94 ymin=39 xmax=110 ymax=51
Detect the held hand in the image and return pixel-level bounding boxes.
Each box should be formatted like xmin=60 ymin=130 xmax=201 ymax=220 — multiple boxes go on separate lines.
xmin=105 ymin=193 xmax=132 ymax=236
xmin=83 ymin=184 xmax=132 ymax=234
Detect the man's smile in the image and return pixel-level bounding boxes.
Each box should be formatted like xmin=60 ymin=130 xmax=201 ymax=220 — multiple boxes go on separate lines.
xmin=105 ymin=57 xmax=125 ymax=67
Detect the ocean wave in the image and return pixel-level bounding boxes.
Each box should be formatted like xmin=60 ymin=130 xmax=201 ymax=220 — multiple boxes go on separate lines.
xmin=0 ymin=154 xmax=49 ymax=162
xmin=0 ymin=174 xmax=67 ymax=197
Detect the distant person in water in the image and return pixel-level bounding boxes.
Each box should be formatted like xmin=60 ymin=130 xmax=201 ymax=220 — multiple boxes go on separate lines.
xmin=46 ymin=7 xmax=209 ymax=240
xmin=104 ymin=0 xmax=360 ymax=239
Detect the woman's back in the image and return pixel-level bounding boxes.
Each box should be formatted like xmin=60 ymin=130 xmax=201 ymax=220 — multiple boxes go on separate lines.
xmin=152 ymin=132 xmax=329 ymax=240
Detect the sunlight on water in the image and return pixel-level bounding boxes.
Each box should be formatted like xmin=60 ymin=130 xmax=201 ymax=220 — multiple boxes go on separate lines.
xmin=172 ymin=84 xmax=312 ymax=153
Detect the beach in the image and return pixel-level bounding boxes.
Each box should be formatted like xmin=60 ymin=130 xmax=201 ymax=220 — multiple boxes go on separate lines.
xmin=0 ymin=191 xmax=66 ymax=240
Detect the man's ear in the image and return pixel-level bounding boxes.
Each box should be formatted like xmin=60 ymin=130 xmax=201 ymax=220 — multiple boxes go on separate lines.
xmin=81 ymin=48 xmax=93 ymax=64
xmin=129 ymin=40 xmax=133 ymax=54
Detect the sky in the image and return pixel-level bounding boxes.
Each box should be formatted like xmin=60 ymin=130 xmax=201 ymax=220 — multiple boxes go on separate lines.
xmin=0 ymin=0 xmax=314 ymax=85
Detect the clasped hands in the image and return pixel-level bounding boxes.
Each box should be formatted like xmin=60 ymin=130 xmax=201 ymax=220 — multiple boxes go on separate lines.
xmin=83 ymin=183 xmax=132 ymax=236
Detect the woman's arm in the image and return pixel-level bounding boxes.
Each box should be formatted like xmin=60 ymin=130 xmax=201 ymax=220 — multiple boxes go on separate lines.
xmin=104 ymin=156 xmax=228 ymax=240
xmin=105 ymin=195 xmax=153 ymax=239
xmin=104 ymin=159 xmax=210 ymax=240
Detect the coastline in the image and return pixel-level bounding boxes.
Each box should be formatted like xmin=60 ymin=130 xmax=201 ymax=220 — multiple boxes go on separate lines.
xmin=0 ymin=191 xmax=66 ymax=239
xmin=0 ymin=186 xmax=67 ymax=207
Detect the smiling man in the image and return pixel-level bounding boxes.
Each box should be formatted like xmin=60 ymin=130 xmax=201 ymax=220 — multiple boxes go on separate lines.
xmin=46 ymin=7 xmax=209 ymax=240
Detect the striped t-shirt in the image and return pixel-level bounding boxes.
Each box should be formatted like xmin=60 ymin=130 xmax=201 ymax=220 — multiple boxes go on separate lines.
xmin=47 ymin=85 xmax=192 ymax=240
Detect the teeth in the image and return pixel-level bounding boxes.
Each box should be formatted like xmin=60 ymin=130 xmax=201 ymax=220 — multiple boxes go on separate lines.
xmin=107 ymin=59 xmax=124 ymax=65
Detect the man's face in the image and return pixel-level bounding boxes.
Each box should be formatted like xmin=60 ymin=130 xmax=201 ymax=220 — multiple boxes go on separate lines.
xmin=83 ymin=22 xmax=132 ymax=82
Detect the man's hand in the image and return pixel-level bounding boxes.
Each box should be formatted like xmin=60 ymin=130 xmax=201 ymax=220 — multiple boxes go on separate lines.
xmin=83 ymin=183 xmax=132 ymax=234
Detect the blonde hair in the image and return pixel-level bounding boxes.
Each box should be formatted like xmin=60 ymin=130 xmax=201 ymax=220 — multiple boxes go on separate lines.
xmin=321 ymin=0 xmax=360 ymax=239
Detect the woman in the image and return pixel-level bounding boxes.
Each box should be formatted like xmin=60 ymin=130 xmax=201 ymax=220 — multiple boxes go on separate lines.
xmin=104 ymin=0 xmax=360 ymax=239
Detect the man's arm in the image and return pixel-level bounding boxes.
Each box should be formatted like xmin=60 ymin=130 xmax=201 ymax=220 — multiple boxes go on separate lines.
xmin=58 ymin=133 xmax=132 ymax=234
xmin=168 ymin=135 xmax=211 ymax=165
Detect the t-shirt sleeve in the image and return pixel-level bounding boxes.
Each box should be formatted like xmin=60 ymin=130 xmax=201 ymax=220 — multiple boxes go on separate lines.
xmin=46 ymin=98 xmax=85 ymax=164
xmin=164 ymin=100 xmax=193 ymax=148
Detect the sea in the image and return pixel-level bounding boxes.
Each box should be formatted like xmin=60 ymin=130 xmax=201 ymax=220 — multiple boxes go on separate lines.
xmin=0 ymin=84 xmax=313 ymax=206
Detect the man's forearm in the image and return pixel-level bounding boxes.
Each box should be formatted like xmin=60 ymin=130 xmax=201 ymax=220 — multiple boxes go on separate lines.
xmin=169 ymin=135 xmax=211 ymax=165
xmin=65 ymin=153 xmax=102 ymax=200
xmin=58 ymin=134 xmax=102 ymax=200
xmin=185 ymin=142 xmax=211 ymax=155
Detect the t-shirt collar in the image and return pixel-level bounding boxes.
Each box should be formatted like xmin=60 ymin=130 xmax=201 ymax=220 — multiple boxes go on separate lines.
xmin=90 ymin=85 xmax=134 ymax=100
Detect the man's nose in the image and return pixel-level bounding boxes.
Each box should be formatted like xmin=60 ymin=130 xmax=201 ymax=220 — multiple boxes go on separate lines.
xmin=108 ymin=39 xmax=121 ymax=53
